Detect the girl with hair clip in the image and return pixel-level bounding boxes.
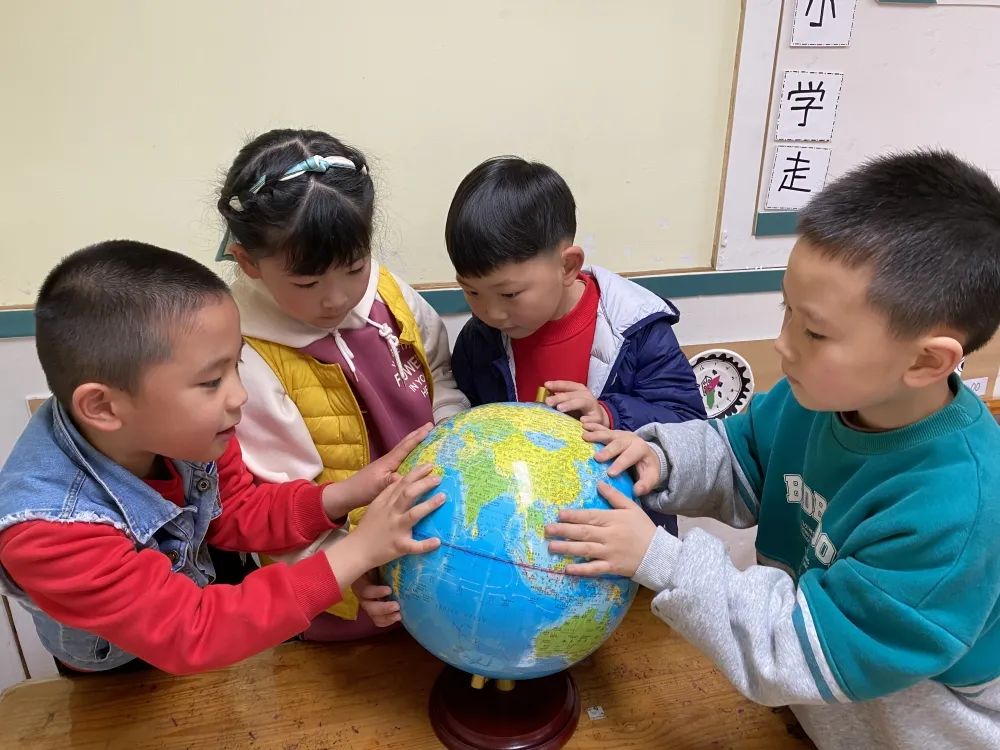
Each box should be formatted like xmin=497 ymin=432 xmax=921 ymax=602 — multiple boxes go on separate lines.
xmin=217 ymin=129 xmax=468 ymax=641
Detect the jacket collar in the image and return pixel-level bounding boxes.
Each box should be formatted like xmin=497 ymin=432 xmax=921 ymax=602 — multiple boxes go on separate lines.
xmin=48 ymin=400 xmax=190 ymax=543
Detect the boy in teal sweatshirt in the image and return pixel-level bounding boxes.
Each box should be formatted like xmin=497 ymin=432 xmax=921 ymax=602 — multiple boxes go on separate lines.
xmin=547 ymin=151 xmax=1000 ymax=749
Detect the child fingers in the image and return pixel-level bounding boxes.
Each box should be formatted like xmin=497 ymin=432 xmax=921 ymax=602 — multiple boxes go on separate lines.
xmin=597 ymin=481 xmax=634 ymax=509
xmin=545 ymin=391 xmax=577 ymax=408
xmin=355 ymin=583 xmax=392 ymax=600
xmin=586 ymin=429 xmax=618 ymax=448
xmin=379 ymin=467 xmax=438 ymax=505
xmin=606 ymin=452 xmax=639 ymax=477
xmin=547 ymin=538 xmax=603 ymax=560
xmin=402 ymin=423 xmax=433 ymax=445
xmin=400 ymin=463 xmax=435 ymax=481
xmin=403 ymin=536 xmax=441 ymax=555
xmin=362 ymin=600 xmax=400 ymax=617
xmin=405 ymin=493 xmax=446 ymax=522
xmin=386 ymin=425 xmax=431 ymax=464
xmin=544 ymin=380 xmax=588 ymax=394
xmin=552 ymin=395 xmax=592 ymax=414
xmin=545 ymin=518 xmax=602 ymax=538
xmin=373 ymin=612 xmax=402 ymax=627
xmin=593 ymin=441 xmax=625 ymax=463
xmin=392 ymin=465 xmax=438 ymax=498
xmin=633 ymin=478 xmax=653 ymax=495
xmin=563 ymin=560 xmax=612 ymax=577
xmin=633 ymin=466 xmax=660 ymax=495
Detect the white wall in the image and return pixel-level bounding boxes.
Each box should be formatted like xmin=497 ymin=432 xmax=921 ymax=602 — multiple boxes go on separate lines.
xmin=0 ymin=338 xmax=48 ymax=464
xmin=0 ymin=2 xmax=741 ymax=303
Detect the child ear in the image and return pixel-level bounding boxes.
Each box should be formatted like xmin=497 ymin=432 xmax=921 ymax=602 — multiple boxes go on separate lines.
xmin=230 ymin=244 xmax=262 ymax=280
xmin=902 ymin=335 xmax=964 ymax=389
xmin=560 ymin=245 xmax=585 ymax=283
xmin=71 ymin=383 xmax=127 ymax=433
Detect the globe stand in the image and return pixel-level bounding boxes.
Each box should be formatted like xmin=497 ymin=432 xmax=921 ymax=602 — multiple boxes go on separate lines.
xmin=428 ymin=666 xmax=580 ymax=750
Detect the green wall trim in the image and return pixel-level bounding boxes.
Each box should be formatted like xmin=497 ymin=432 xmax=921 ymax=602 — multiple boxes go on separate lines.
xmin=0 ymin=309 xmax=36 ymax=339
xmin=0 ymin=269 xmax=784 ymax=339
xmin=755 ymin=211 xmax=799 ymax=237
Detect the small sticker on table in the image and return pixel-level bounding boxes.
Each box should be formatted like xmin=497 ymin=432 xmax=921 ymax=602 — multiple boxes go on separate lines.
xmin=586 ymin=706 xmax=606 ymax=721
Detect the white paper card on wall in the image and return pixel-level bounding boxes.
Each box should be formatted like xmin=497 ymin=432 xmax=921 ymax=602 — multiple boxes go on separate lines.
xmin=776 ymin=71 xmax=844 ymax=142
xmin=791 ymin=0 xmax=858 ymax=47
xmin=964 ymin=377 xmax=989 ymax=398
xmin=765 ymin=146 xmax=832 ymax=210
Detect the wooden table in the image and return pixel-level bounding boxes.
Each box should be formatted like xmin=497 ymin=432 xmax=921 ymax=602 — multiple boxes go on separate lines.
xmin=0 ymin=590 xmax=813 ymax=749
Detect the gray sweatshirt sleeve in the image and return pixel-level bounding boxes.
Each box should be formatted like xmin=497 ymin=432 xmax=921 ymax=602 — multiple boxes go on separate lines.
xmin=633 ymin=526 xmax=833 ymax=707
xmin=635 ymin=420 xmax=759 ymax=529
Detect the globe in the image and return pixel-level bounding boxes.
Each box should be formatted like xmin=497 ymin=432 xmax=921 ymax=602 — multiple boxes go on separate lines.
xmin=381 ymin=402 xmax=638 ymax=681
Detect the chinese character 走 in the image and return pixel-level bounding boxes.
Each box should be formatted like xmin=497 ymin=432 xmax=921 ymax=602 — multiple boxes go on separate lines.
xmin=779 ymin=151 xmax=812 ymax=194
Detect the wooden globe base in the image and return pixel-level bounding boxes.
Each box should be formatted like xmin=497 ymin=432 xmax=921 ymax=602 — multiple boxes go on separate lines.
xmin=428 ymin=666 xmax=580 ymax=750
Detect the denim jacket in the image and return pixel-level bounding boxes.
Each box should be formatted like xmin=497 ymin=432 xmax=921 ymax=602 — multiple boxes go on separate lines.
xmin=0 ymin=399 xmax=222 ymax=671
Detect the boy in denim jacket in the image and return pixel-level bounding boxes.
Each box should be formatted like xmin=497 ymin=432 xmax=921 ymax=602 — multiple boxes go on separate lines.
xmin=0 ymin=241 xmax=443 ymax=673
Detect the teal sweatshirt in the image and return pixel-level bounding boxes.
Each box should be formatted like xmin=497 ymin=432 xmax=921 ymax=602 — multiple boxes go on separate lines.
xmin=632 ymin=375 xmax=1000 ymax=749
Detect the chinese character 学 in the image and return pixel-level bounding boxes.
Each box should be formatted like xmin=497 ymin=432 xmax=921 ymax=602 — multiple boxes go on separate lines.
xmin=787 ymin=80 xmax=826 ymax=128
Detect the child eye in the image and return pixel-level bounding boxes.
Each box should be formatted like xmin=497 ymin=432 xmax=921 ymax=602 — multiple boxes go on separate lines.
xmin=501 ymin=291 xmax=521 ymax=299
xmin=347 ymin=266 xmax=365 ymax=276
xmin=805 ymin=330 xmax=826 ymax=341
xmin=292 ymin=281 xmax=319 ymax=289
xmin=200 ymin=378 xmax=223 ymax=389
xmin=462 ymin=289 xmax=479 ymax=297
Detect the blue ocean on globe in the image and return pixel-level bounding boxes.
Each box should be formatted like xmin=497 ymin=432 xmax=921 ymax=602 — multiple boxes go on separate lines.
xmin=380 ymin=402 xmax=638 ymax=680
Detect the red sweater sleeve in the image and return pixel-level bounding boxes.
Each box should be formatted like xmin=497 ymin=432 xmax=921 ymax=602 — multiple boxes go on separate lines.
xmin=207 ymin=437 xmax=340 ymax=553
xmin=0 ymin=520 xmax=341 ymax=674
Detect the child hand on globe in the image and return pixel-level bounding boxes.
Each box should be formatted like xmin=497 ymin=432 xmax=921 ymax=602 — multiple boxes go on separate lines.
xmin=322 ymin=464 xmax=446 ymax=593
xmin=581 ymin=424 xmax=663 ymax=495
xmin=545 ymin=483 xmax=656 ymax=578
xmin=320 ymin=423 xmax=433 ymax=521
xmin=352 ymin=572 xmax=402 ymax=627
xmin=544 ymin=380 xmax=610 ymax=426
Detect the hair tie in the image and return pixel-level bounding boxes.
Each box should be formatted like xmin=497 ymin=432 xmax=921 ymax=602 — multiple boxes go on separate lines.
xmin=226 ymin=154 xmax=366 ymax=213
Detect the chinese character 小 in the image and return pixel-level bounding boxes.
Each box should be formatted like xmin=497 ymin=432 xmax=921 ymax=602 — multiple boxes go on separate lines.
xmin=805 ymin=0 xmax=836 ymax=28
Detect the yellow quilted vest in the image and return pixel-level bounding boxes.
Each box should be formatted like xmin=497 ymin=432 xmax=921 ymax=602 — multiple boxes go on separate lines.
xmin=245 ymin=267 xmax=433 ymax=619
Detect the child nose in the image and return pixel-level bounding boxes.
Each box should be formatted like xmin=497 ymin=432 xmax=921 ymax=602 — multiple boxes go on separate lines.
xmin=322 ymin=294 xmax=345 ymax=311
xmin=229 ymin=377 xmax=249 ymax=410
xmin=774 ymin=328 xmax=795 ymax=362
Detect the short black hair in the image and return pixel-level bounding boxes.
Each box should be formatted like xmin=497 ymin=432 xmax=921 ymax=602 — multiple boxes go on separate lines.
xmin=798 ymin=150 xmax=1000 ymax=354
xmin=218 ymin=129 xmax=373 ymax=277
xmin=445 ymin=156 xmax=576 ymax=277
xmin=35 ymin=240 xmax=230 ymax=407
